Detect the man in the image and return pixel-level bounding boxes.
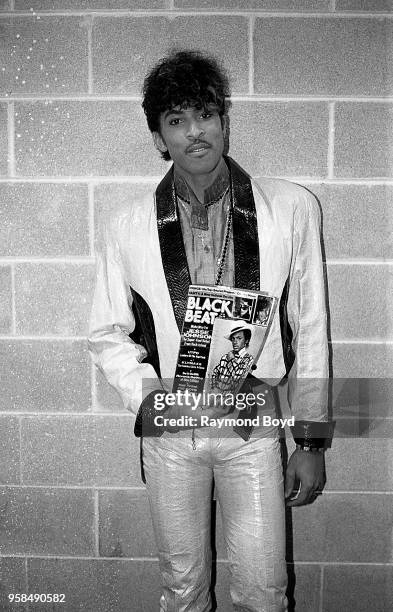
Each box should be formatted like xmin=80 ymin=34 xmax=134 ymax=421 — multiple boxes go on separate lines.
xmin=235 ymin=298 xmax=252 ymax=320
xmin=89 ymin=49 xmax=331 ymax=612
xmin=211 ymin=325 xmax=254 ymax=393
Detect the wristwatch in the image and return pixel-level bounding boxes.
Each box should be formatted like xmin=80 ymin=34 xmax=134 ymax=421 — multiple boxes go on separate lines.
xmin=296 ymin=443 xmax=326 ymax=453
xmin=291 ymin=420 xmax=335 ymax=452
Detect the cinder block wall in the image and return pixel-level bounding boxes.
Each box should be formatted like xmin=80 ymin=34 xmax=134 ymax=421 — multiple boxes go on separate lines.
xmin=0 ymin=1 xmax=392 ymax=611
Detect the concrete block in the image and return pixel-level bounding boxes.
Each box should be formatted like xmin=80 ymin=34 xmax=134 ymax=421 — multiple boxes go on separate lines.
xmin=0 ymin=266 xmax=12 ymax=334
xmin=92 ymin=16 xmax=248 ymax=94
xmin=332 ymin=342 xmax=393 ymax=377
xmin=0 ymin=340 xmax=91 ymax=412
xmin=21 ymin=415 xmax=139 ymax=486
xmin=14 ymin=101 xmax=166 ymax=177
xmin=0 ymin=558 xmax=27 ymax=612
xmin=0 ymin=1 xmax=10 ymax=10
xmin=21 ymin=416 xmax=97 ymax=485
xmin=312 ymin=184 xmax=393 ymax=259
xmin=229 ymin=101 xmax=328 ymax=177
xmin=323 ymin=565 xmax=393 ymax=612
xmin=0 ymin=17 xmax=88 ymax=95
xmin=15 ymin=0 xmax=166 ymax=8
xmin=0 ymin=487 xmax=95 ymax=555
xmin=15 ymin=262 xmax=94 ymax=336
xmin=337 ymin=0 xmax=393 ymax=9
xmin=95 ymin=368 xmax=127 ymax=412
xmin=292 ymin=492 xmax=393 ymax=562
xmin=327 ymin=263 xmax=393 ymax=341
xmin=176 ymin=0 xmax=329 ymax=7
xmin=0 ymin=416 xmax=20 ymax=484
xmin=27 ymin=558 xmax=161 ymax=612
xmin=0 ymin=183 xmax=89 ymax=257
xmin=95 ymin=416 xmax=140 ymax=486
xmin=331 ymin=377 xmax=393 ymax=422
xmin=334 ymin=103 xmax=393 ymax=178
xmin=0 ymin=104 xmax=7 ymax=176
xmin=325 ymin=438 xmax=393 ymax=491
xmin=94 ymin=182 xmax=154 ymax=248
xmin=254 ymin=18 xmax=393 ymax=96
xmin=99 ymin=489 xmax=157 ymax=558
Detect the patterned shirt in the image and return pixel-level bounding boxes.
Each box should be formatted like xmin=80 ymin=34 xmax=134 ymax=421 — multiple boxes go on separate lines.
xmin=211 ymin=348 xmax=254 ymax=394
xmin=175 ymin=160 xmax=234 ymax=287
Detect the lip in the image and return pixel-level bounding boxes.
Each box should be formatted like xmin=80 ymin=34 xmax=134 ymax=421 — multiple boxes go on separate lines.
xmin=186 ymin=143 xmax=211 ymax=154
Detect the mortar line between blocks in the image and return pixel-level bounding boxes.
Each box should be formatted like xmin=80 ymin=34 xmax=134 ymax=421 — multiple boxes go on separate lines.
xmin=94 ymin=490 xmax=100 ymax=557
xmin=18 ymin=414 xmax=23 ymax=486
xmin=2 ymin=10 xmax=393 ymax=18
xmin=7 ymin=102 xmax=15 ymax=177
xmin=248 ymin=16 xmax=255 ymax=95
xmin=1 ymin=177 xmax=393 ymax=186
xmin=10 ymin=264 xmax=16 ymax=335
xmin=319 ymin=565 xmax=324 ymax=612
xmin=2 ymin=95 xmax=393 ymax=103
xmin=327 ymin=102 xmax=335 ymax=179
xmin=87 ymin=15 xmax=93 ymax=95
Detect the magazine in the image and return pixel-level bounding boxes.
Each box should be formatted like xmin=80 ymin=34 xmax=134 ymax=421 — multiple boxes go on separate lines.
xmin=172 ymin=285 xmax=278 ymax=396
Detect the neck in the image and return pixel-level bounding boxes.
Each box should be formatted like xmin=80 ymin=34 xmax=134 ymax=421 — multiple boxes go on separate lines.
xmin=175 ymin=158 xmax=225 ymax=203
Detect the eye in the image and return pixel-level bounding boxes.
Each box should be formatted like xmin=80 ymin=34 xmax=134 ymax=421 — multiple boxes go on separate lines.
xmin=168 ymin=118 xmax=181 ymax=126
xmin=201 ymin=111 xmax=212 ymax=119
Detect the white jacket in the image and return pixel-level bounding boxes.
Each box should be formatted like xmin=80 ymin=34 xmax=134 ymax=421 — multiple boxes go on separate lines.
xmin=88 ymin=167 xmax=328 ymax=422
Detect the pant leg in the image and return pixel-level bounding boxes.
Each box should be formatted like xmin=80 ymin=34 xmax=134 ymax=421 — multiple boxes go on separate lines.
xmin=213 ymin=436 xmax=288 ymax=612
xmin=142 ymin=434 xmax=214 ymax=612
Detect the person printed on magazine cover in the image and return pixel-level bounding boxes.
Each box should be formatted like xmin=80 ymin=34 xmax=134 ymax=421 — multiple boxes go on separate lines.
xmin=211 ymin=324 xmax=254 ymax=393
xmin=254 ymin=296 xmax=272 ymax=326
xmin=89 ymin=49 xmax=333 ymax=612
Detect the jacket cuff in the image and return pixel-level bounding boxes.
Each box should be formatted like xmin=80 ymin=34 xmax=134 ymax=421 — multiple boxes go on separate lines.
xmin=134 ymin=390 xmax=167 ymax=438
xmin=290 ymin=420 xmax=335 ymax=449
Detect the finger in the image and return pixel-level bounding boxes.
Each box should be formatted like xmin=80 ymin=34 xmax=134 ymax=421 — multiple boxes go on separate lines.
xmin=284 ymin=469 xmax=296 ymax=499
xmin=286 ymin=484 xmax=314 ymax=507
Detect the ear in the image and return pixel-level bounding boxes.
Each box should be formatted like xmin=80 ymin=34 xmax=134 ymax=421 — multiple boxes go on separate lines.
xmin=221 ymin=114 xmax=228 ymax=137
xmin=152 ymin=131 xmax=168 ymax=153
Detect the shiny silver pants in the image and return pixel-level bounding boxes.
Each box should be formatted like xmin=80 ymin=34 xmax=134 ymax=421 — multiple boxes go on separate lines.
xmin=142 ymin=432 xmax=288 ymax=612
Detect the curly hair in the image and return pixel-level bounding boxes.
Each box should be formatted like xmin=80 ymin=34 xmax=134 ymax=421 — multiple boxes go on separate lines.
xmin=142 ymin=49 xmax=231 ymax=161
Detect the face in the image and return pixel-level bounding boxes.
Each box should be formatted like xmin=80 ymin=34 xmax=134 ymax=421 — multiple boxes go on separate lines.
xmin=230 ymin=331 xmax=247 ymax=353
xmin=258 ymin=307 xmax=269 ymax=321
xmin=153 ymin=104 xmax=225 ymax=180
xmin=240 ymin=301 xmax=249 ymax=314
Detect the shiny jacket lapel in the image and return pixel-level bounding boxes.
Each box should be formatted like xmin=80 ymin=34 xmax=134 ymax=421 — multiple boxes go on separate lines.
xmin=155 ymin=158 xmax=260 ymax=331
xmin=226 ymin=156 xmax=260 ymax=291
xmin=155 ymin=165 xmax=191 ymax=332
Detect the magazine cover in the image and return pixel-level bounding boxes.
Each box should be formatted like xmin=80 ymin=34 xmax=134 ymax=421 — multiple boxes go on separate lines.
xmin=172 ymin=285 xmax=278 ymax=396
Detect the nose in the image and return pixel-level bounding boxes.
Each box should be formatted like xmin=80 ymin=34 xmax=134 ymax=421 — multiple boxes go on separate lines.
xmin=186 ymin=118 xmax=205 ymax=139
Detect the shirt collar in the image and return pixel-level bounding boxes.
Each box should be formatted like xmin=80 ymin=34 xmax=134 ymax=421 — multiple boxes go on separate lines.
xmin=174 ymin=158 xmax=229 ymax=206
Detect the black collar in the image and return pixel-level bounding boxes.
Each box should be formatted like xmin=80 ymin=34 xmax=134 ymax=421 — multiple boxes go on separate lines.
xmin=155 ymin=156 xmax=260 ymax=331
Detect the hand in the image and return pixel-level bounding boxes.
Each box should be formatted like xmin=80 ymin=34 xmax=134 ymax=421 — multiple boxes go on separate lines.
xmin=285 ymin=448 xmax=326 ymax=507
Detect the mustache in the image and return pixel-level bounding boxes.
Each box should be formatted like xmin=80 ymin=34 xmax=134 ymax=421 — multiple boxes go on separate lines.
xmin=186 ymin=140 xmax=211 ymax=153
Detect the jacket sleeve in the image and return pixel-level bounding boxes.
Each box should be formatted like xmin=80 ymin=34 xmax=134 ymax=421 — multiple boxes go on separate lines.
xmin=286 ymin=190 xmax=329 ymax=423
xmin=88 ymin=222 xmax=162 ymax=415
